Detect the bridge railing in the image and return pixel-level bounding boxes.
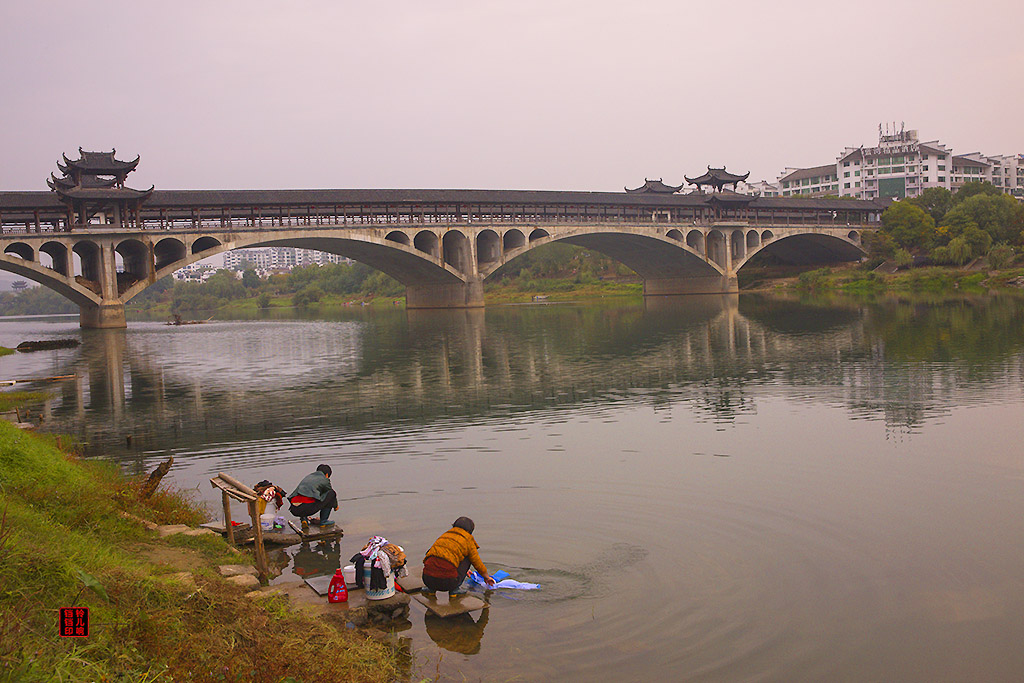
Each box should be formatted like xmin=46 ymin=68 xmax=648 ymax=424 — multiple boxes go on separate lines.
xmin=0 ymin=205 xmax=879 ymax=236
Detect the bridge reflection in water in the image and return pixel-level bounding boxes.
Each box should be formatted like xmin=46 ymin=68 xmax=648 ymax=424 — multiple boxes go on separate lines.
xmin=36 ymin=293 xmax=1024 ymax=472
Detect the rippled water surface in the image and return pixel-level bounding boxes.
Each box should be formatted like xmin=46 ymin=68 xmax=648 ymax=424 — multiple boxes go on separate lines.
xmin=4 ymin=293 xmax=1024 ymax=681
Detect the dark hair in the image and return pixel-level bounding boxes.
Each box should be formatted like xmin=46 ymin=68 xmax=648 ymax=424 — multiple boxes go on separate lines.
xmin=452 ymin=516 xmax=475 ymax=534
xmin=316 ymin=464 xmax=332 ymax=477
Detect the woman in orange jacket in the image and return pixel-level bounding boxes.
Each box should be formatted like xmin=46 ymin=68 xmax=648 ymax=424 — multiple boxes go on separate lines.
xmin=422 ymin=517 xmax=496 ymax=594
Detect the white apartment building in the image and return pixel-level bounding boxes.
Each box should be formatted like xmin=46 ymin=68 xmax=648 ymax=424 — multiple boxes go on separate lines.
xmin=749 ymin=125 xmax=1023 ymax=201
xmin=223 ymin=247 xmax=347 ymax=272
xmin=776 ymin=164 xmax=839 ymax=197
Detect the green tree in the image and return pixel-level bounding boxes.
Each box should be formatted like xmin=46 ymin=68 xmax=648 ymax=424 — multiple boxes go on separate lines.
xmin=929 ymin=245 xmax=951 ymax=265
xmin=203 ymin=270 xmax=246 ymax=300
xmin=882 ymin=201 xmax=936 ymax=248
xmin=947 ymin=237 xmax=972 ymax=266
xmin=256 ymin=292 xmax=271 ymax=308
xmin=863 ymin=230 xmax=897 ymax=263
xmin=908 ymin=187 xmax=954 ymax=224
xmin=953 ymin=181 xmax=1001 ymax=203
xmin=960 ymin=225 xmax=993 ymax=257
xmin=943 ymin=194 xmax=1024 ymax=245
xmin=894 ymin=248 xmax=913 ymax=268
xmin=292 ymin=285 xmax=324 ymax=307
xmin=241 ymin=269 xmax=260 ymax=289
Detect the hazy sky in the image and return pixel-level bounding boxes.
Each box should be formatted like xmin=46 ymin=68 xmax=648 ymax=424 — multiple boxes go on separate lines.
xmin=2 ymin=1 xmax=1022 ymax=192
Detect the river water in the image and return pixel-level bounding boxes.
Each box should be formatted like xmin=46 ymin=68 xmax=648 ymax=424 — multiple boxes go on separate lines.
xmin=3 ymin=293 xmax=1024 ymax=681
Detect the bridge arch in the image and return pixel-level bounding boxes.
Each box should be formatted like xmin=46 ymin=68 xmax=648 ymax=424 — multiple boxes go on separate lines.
xmin=529 ymin=228 xmax=549 ymax=242
xmin=686 ymin=230 xmax=705 ymax=256
xmin=73 ymin=241 xmax=102 ymax=282
xmin=4 ymin=242 xmax=33 ymax=261
xmin=414 ymin=230 xmax=439 ymax=257
xmin=191 ymin=236 xmax=221 ymax=255
xmin=385 ymin=230 xmax=411 ymax=246
xmin=116 ymin=239 xmax=149 ymax=290
xmin=707 ymin=230 xmax=727 ymax=269
xmin=481 ymin=228 xmax=723 ymax=281
xmin=734 ymin=231 xmax=864 ymax=271
xmin=476 ymin=229 xmax=500 ymax=266
xmin=0 ymin=252 xmax=100 ymax=306
xmin=666 ymin=229 xmax=683 ymax=242
xmin=443 ymin=231 xmax=470 ymax=271
xmin=40 ymin=242 xmax=70 ymax=276
xmin=503 ymin=229 xmax=525 ymax=253
xmin=155 ymin=238 xmax=186 ymax=271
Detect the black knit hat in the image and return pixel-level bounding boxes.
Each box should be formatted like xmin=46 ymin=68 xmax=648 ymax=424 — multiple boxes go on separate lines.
xmin=316 ymin=464 xmax=332 ymax=477
xmin=452 ymin=516 xmax=475 ymax=534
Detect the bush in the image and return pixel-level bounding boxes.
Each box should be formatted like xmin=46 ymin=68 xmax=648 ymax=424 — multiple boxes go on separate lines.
xmin=894 ymin=248 xmax=913 ymax=269
xmin=292 ymin=285 xmax=324 ymax=307
xmin=256 ymin=292 xmax=271 ymax=308
xmin=988 ymin=243 xmax=1016 ymax=270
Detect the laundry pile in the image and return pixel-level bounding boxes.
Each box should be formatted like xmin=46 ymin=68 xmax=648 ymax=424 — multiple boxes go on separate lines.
xmin=350 ymin=535 xmax=407 ymax=590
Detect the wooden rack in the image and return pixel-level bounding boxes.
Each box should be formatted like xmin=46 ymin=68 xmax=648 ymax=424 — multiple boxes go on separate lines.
xmin=209 ymin=472 xmax=270 ymax=584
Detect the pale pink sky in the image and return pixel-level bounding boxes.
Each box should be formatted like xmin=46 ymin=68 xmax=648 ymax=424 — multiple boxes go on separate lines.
xmin=2 ymin=0 xmax=1022 ymax=192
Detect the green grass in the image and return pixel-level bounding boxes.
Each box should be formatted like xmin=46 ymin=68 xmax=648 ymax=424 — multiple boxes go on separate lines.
xmin=0 ymin=411 xmax=404 ymax=682
xmin=484 ymin=278 xmax=642 ymax=303
xmin=782 ymin=264 xmax=1023 ymax=296
xmin=0 ymin=347 xmax=14 ymax=357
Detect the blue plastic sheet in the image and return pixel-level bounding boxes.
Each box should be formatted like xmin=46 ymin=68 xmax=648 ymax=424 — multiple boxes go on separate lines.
xmin=467 ymin=569 xmax=540 ymax=590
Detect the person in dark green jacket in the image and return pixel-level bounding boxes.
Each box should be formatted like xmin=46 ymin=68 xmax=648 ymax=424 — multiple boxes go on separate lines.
xmin=288 ymin=464 xmax=338 ymax=530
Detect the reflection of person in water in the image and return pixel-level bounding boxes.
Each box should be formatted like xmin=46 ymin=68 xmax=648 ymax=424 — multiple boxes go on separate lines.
xmin=291 ymin=540 xmax=340 ymax=579
xmin=423 ymin=608 xmax=489 ymax=655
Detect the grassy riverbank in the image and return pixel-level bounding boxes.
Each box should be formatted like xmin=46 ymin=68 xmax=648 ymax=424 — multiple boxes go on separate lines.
xmin=0 ymin=418 xmax=404 ymax=682
xmin=746 ymin=263 xmax=1024 ymax=295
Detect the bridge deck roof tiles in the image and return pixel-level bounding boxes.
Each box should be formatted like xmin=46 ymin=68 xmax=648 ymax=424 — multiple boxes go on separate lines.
xmin=0 ymin=189 xmax=885 ymax=213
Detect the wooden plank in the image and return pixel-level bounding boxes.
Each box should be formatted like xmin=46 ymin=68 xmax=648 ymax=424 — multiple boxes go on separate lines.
xmin=413 ymin=593 xmax=487 ymax=618
xmin=217 ymin=472 xmax=258 ymax=497
xmin=286 ymin=520 xmax=343 ymax=542
xmin=209 ymin=477 xmax=256 ymax=502
xmin=199 ymin=521 xmax=251 ymax=535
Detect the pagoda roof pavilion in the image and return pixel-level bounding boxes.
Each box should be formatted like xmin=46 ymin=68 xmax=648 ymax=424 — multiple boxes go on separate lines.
xmin=61 ymin=148 xmax=140 ymax=175
xmin=625 ymin=178 xmax=683 ymax=194
xmin=685 ymin=166 xmax=750 ymax=192
xmin=48 ymin=148 xmax=153 ymax=228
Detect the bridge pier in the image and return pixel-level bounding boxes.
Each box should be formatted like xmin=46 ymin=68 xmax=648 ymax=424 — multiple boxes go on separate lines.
xmin=643 ymin=274 xmax=738 ymax=296
xmin=405 ymin=280 xmax=485 ymax=309
xmin=80 ymin=302 xmax=127 ymax=329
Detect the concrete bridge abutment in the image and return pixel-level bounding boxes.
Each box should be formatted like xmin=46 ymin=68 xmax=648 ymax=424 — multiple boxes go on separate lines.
xmin=643 ymin=274 xmax=738 ymax=296
xmin=405 ymin=279 xmax=485 ymax=309
xmin=80 ymin=302 xmax=127 ymax=329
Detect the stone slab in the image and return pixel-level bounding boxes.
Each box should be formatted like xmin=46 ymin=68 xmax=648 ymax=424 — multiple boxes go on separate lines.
xmin=218 ymin=564 xmax=258 ymax=577
xmin=396 ymin=571 xmax=424 ymax=593
xmin=180 ymin=527 xmax=217 ymax=537
xmin=156 ymin=524 xmax=190 ymax=538
xmin=304 ymin=575 xmax=334 ymax=596
xmin=413 ymin=593 xmax=488 ymax=618
xmin=226 ymin=574 xmax=260 ymax=588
